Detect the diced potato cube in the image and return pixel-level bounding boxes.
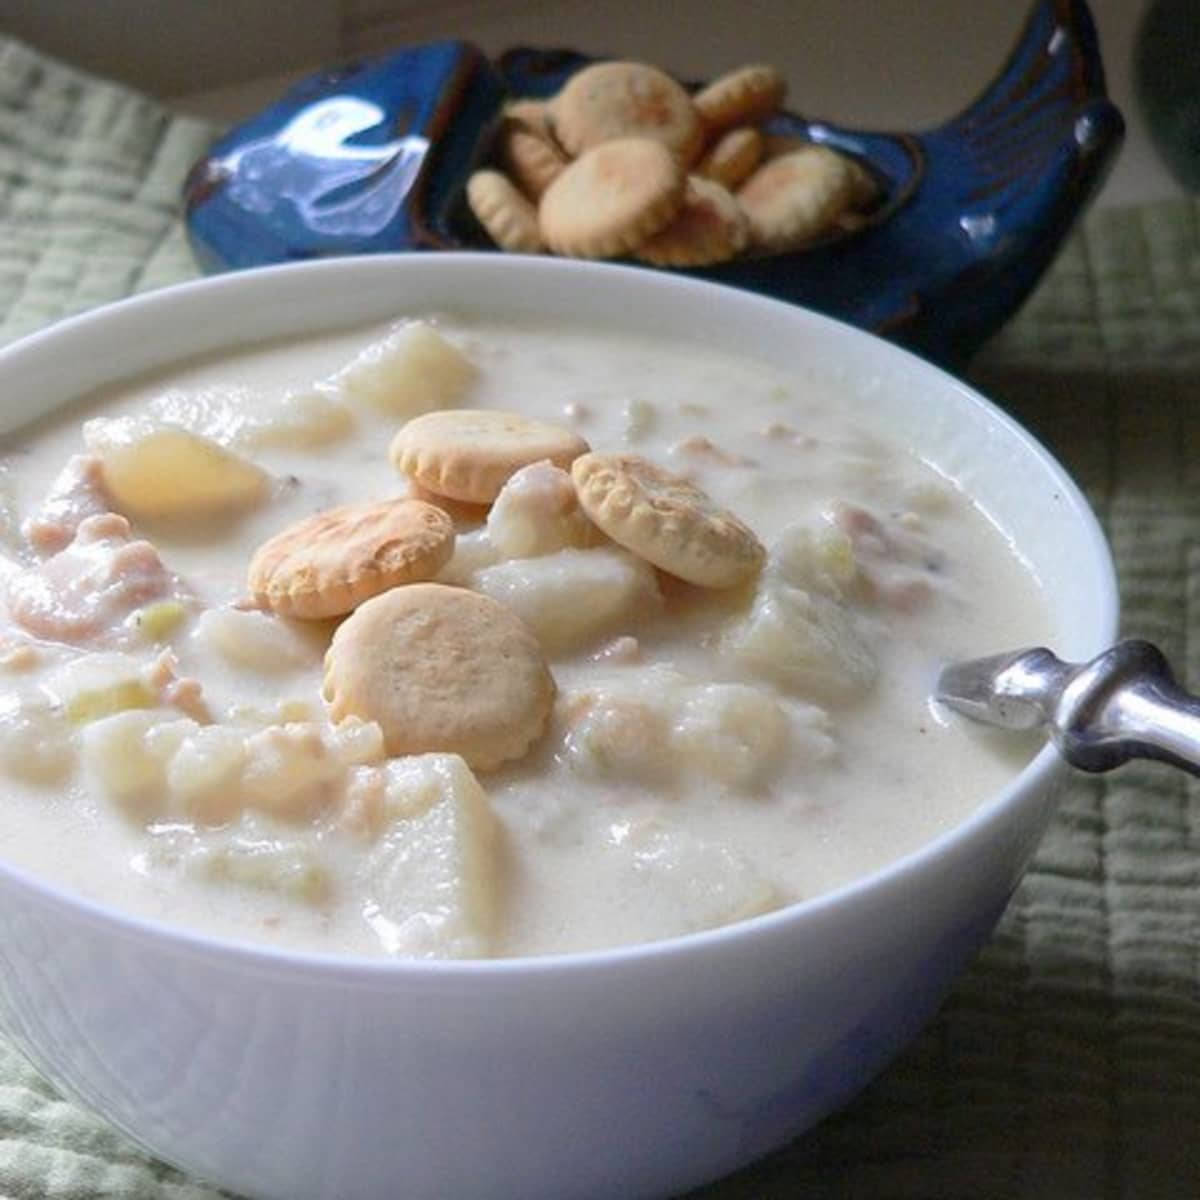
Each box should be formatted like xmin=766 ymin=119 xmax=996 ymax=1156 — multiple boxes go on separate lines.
xmin=770 ymin=523 xmax=857 ymax=594
xmin=562 ymin=693 xmax=672 ymax=783
xmin=146 ymin=385 xmax=252 ymax=442
xmin=334 ymin=322 xmax=477 ymax=417
xmin=360 ymin=754 xmax=496 ymax=959
xmin=144 ymin=383 xmax=353 ymax=453
xmin=43 ymin=652 xmax=156 ymax=723
xmin=241 ymin=387 xmax=354 ymax=450
xmin=177 ymin=815 xmax=333 ymax=904
xmin=724 ymin=581 xmax=877 ymax=704
xmin=471 ymin=546 xmax=660 ymax=654
xmin=80 ymin=710 xmax=197 ymax=819
xmin=621 ymin=822 xmax=779 ymax=936
xmin=84 ymin=420 xmax=268 ymax=522
xmin=436 ymin=528 xmax=501 ymax=586
xmin=66 ymin=679 xmax=156 ymax=723
xmin=670 ymin=683 xmax=788 ymax=788
xmin=486 ymin=461 xmax=595 ymax=560
xmin=166 ymin=724 xmax=249 ymax=825
xmin=0 ymin=697 xmax=75 ymax=785
xmin=193 ymin=607 xmax=324 ymax=673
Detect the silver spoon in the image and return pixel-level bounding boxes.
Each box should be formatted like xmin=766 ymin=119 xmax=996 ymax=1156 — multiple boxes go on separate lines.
xmin=936 ymin=640 xmax=1200 ymax=775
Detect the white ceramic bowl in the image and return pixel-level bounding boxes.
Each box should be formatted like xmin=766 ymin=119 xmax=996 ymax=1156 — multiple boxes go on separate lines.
xmin=0 ymin=255 xmax=1117 ymax=1200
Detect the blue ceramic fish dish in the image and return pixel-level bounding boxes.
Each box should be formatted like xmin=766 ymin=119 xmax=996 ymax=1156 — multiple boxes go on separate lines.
xmin=184 ymin=0 xmax=1122 ymax=368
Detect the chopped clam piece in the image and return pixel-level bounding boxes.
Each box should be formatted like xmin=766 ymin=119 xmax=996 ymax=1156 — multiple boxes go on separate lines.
xmin=22 ymin=454 xmax=111 ymax=555
xmin=6 ymin=514 xmax=178 ymax=646
xmin=240 ymin=723 xmax=345 ymax=820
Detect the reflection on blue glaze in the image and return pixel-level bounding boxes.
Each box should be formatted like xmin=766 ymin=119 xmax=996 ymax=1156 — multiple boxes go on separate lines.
xmin=185 ymin=41 xmax=504 ymax=272
xmin=218 ymin=97 xmax=428 ymax=236
xmin=184 ymin=1 xmax=1122 ymax=368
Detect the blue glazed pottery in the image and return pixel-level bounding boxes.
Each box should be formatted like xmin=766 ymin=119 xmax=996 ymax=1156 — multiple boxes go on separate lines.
xmin=184 ymin=0 xmax=1123 ymax=368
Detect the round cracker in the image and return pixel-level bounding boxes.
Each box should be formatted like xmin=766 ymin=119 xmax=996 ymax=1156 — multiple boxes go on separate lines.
xmin=693 ymin=64 xmax=786 ymax=131
xmin=634 ymin=175 xmax=748 ymax=267
xmin=737 ymin=145 xmax=857 ymax=250
xmin=843 ymin=154 xmax=881 ymax=210
xmin=323 ymin=583 xmax=555 ymax=769
xmin=504 ymin=97 xmax=552 ymax=134
xmin=248 ymin=497 xmax=455 ymax=619
xmin=467 ymin=169 xmax=544 ymax=253
xmin=550 ymin=61 xmax=704 ymax=162
xmin=571 ymin=452 xmax=764 ymax=588
xmin=390 ymin=409 xmax=590 ymax=504
xmin=538 ymin=137 xmax=685 ymax=259
xmin=496 ymin=117 xmax=569 ymax=199
xmin=694 ymin=125 xmax=764 ymax=190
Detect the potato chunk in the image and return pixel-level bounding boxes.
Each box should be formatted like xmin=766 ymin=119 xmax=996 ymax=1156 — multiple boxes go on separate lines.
xmin=0 ymin=696 xmax=75 ymax=785
xmin=563 ymin=669 xmax=797 ymax=789
xmin=84 ymin=420 xmax=268 ymax=522
xmin=615 ymin=822 xmax=779 ymax=937
xmin=193 ymin=607 xmax=324 ymax=673
xmin=80 ymin=710 xmax=197 ymax=819
xmin=357 ymin=754 xmax=497 ymax=958
xmin=152 ymin=813 xmax=335 ymax=905
xmin=486 ymin=461 xmax=595 ymax=559
xmin=240 ymin=387 xmax=353 ymax=450
xmin=724 ymin=520 xmax=877 ymax=704
xmin=671 ymin=682 xmax=788 ymax=788
xmin=334 ymin=322 xmax=477 ymax=417
xmin=471 ymin=546 xmax=660 ymax=654
xmin=725 ymin=584 xmax=876 ymax=703
xmin=44 ymin=651 xmax=159 ymax=722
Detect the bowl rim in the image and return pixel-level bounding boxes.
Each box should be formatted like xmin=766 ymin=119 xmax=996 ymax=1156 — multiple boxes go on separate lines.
xmin=0 ymin=253 xmax=1120 ymax=981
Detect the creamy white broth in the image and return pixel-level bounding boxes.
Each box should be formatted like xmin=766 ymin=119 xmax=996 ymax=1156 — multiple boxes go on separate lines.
xmin=0 ymin=314 xmax=1047 ymax=958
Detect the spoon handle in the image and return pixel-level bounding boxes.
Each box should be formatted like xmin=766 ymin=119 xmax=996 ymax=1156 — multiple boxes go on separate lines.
xmin=1053 ymin=640 xmax=1200 ymax=775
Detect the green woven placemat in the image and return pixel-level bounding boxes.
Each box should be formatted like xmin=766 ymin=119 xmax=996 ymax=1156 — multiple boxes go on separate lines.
xmin=3 ymin=34 xmax=1200 ymax=1200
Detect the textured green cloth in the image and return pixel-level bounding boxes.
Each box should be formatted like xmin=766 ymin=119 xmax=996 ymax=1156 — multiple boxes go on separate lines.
xmin=3 ymin=34 xmax=1200 ymax=1200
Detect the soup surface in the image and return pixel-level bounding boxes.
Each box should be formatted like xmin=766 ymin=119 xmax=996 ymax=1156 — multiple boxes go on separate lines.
xmin=0 ymin=314 xmax=1048 ymax=958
